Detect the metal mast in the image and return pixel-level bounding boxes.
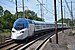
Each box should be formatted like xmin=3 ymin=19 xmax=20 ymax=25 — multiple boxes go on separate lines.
xmin=22 ymin=0 xmax=25 ymax=18
xmin=15 ymin=0 xmax=18 ymax=18
xmin=61 ymin=0 xmax=64 ymax=33
xmin=40 ymin=0 xmax=44 ymax=21
xmin=37 ymin=0 xmax=45 ymax=21
xmin=71 ymin=1 xmax=73 ymax=30
xmin=54 ymin=0 xmax=58 ymax=44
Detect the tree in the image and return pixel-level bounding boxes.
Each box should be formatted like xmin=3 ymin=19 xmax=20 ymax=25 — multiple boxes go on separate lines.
xmin=0 ymin=6 xmax=17 ymax=31
xmin=0 ymin=6 xmax=3 ymax=16
xmin=57 ymin=18 xmax=74 ymax=26
xmin=17 ymin=10 xmax=44 ymax=21
xmin=2 ymin=10 xmax=17 ymax=29
xmin=0 ymin=17 xmax=4 ymax=31
xmin=73 ymin=19 xmax=75 ymax=26
xmin=0 ymin=6 xmax=4 ymax=31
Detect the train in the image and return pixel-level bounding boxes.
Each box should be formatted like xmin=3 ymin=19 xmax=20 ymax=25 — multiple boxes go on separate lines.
xmin=11 ymin=18 xmax=67 ymax=40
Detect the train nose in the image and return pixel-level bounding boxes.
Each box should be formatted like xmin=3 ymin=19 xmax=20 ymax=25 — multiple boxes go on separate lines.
xmin=11 ymin=32 xmax=23 ymax=39
xmin=11 ymin=28 xmax=28 ymax=40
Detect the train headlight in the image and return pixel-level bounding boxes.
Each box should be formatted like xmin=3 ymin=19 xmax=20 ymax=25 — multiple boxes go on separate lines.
xmin=20 ymin=31 xmax=24 ymax=33
xmin=12 ymin=31 xmax=15 ymax=33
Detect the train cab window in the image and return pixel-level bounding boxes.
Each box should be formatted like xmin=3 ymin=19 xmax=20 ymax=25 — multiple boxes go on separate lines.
xmin=13 ymin=18 xmax=28 ymax=30
xmin=14 ymin=23 xmax=24 ymax=30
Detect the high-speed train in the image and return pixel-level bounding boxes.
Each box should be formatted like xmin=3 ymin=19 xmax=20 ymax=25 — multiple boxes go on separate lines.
xmin=11 ymin=18 xmax=67 ymax=40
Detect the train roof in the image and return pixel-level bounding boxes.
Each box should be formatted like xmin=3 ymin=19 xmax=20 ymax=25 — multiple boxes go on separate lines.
xmin=14 ymin=18 xmax=53 ymax=25
xmin=32 ymin=20 xmax=54 ymax=25
xmin=14 ymin=18 xmax=67 ymax=25
xmin=13 ymin=18 xmax=28 ymax=27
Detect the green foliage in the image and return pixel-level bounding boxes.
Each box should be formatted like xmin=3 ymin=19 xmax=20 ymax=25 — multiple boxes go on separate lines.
xmin=57 ymin=18 xmax=74 ymax=27
xmin=17 ymin=11 xmax=23 ymax=18
xmin=2 ymin=10 xmax=17 ymax=29
xmin=0 ymin=6 xmax=3 ymax=10
xmin=0 ymin=8 xmax=17 ymax=31
xmin=0 ymin=6 xmax=3 ymax=15
xmin=17 ymin=10 xmax=44 ymax=21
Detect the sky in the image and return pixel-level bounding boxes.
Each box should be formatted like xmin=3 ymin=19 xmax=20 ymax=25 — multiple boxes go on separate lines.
xmin=0 ymin=0 xmax=75 ymax=23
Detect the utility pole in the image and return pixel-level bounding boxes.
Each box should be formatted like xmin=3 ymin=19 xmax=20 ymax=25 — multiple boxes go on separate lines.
xmin=54 ymin=0 xmax=58 ymax=44
xmin=64 ymin=6 xmax=69 ymax=27
xmin=25 ymin=6 xmax=29 ymax=19
xmin=40 ymin=3 xmax=43 ymax=20
xmin=64 ymin=6 xmax=65 ymax=18
xmin=15 ymin=0 xmax=18 ymax=18
xmin=37 ymin=0 xmax=45 ymax=21
xmin=42 ymin=0 xmax=45 ymax=19
xmin=71 ymin=1 xmax=73 ymax=30
xmin=61 ymin=0 xmax=64 ymax=33
xmin=65 ymin=0 xmax=75 ymax=30
xmin=40 ymin=0 xmax=44 ymax=21
xmin=22 ymin=0 xmax=25 ymax=18
xmin=18 ymin=5 xmax=29 ymax=19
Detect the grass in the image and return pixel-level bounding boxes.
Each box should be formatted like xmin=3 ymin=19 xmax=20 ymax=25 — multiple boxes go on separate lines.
xmin=0 ymin=32 xmax=11 ymax=37
xmin=0 ymin=29 xmax=11 ymax=37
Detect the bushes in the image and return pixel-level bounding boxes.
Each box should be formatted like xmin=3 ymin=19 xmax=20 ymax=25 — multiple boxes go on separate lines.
xmin=3 ymin=29 xmax=11 ymax=33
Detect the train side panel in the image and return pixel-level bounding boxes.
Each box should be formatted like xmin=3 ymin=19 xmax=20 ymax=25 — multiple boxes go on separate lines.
xmin=28 ymin=24 xmax=35 ymax=36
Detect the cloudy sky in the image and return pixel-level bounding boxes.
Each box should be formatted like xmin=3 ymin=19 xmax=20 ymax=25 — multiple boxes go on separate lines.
xmin=0 ymin=0 xmax=75 ymax=23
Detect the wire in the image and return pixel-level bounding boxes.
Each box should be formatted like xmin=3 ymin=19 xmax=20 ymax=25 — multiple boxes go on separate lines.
xmin=37 ymin=0 xmax=54 ymax=15
xmin=65 ymin=0 xmax=71 ymax=14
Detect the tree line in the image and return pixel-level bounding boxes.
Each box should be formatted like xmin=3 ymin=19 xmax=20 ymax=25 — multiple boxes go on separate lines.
xmin=57 ymin=18 xmax=75 ymax=27
xmin=0 ymin=6 xmax=44 ymax=32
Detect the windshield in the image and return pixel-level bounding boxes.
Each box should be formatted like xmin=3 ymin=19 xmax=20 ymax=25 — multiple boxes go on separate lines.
xmin=14 ymin=23 xmax=24 ymax=30
xmin=13 ymin=18 xmax=28 ymax=30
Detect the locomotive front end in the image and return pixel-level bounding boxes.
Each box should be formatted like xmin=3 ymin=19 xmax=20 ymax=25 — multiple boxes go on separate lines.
xmin=11 ymin=18 xmax=28 ymax=40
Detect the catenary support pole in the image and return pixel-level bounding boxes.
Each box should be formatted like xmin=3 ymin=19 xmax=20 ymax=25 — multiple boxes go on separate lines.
xmin=71 ymin=1 xmax=73 ymax=30
xmin=15 ymin=0 xmax=18 ymax=18
xmin=22 ymin=0 xmax=25 ymax=18
xmin=54 ymin=0 xmax=58 ymax=44
xmin=61 ymin=0 xmax=64 ymax=33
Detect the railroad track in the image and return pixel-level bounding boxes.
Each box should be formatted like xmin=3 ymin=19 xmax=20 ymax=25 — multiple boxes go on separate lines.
xmin=35 ymin=33 xmax=53 ymax=50
xmin=0 ymin=35 xmax=11 ymax=44
xmin=6 ymin=32 xmax=54 ymax=50
xmin=0 ymin=37 xmax=26 ymax=50
xmin=19 ymin=32 xmax=54 ymax=50
xmin=0 ymin=39 xmax=15 ymax=49
xmin=0 ymin=32 xmax=54 ymax=50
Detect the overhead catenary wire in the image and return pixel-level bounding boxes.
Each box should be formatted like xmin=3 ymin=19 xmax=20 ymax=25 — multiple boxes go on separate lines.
xmin=65 ymin=0 xmax=75 ymax=30
xmin=37 ymin=0 xmax=55 ymax=15
xmin=65 ymin=0 xmax=72 ymax=17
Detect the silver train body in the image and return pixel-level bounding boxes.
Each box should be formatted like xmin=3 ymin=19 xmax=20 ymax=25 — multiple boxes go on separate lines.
xmin=11 ymin=18 xmax=67 ymax=40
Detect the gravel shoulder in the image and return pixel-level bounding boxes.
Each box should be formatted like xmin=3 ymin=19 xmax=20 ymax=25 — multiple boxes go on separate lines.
xmin=43 ymin=29 xmax=75 ymax=50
